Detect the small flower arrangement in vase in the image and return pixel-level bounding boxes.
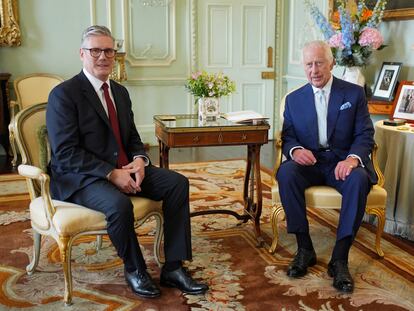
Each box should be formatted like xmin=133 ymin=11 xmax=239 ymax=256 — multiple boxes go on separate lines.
xmin=185 ymin=71 xmax=236 ymax=123
xmin=305 ymin=0 xmax=387 ymax=86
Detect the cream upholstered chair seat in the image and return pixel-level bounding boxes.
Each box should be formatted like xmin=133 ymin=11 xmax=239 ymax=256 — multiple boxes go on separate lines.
xmin=268 ymin=92 xmax=387 ymax=258
xmin=28 ymin=194 xmax=161 ymax=235
xmin=14 ymin=103 xmax=164 ymax=306
xmin=9 ymin=73 xmax=64 ymax=166
xmin=272 ymin=185 xmax=387 ymax=211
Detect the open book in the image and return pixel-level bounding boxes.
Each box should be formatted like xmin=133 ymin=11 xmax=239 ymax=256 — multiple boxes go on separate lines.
xmin=221 ymin=110 xmax=269 ymax=124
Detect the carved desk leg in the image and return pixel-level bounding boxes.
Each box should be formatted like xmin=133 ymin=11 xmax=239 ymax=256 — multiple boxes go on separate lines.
xmin=158 ymin=140 xmax=170 ymax=169
xmin=243 ymin=144 xmax=264 ymax=247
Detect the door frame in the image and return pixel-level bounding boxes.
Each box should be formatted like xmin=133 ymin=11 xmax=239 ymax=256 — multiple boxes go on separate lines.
xmin=189 ymin=0 xmax=278 ymax=138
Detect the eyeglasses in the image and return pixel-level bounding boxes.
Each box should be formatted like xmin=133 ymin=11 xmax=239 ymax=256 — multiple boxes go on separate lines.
xmin=83 ymin=48 xmax=117 ymax=58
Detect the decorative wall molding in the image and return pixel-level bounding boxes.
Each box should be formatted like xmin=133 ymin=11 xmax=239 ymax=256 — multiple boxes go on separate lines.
xmin=274 ymin=0 xmax=285 ymax=131
xmin=190 ymin=0 xmax=197 ymax=71
xmin=206 ymin=4 xmax=232 ymax=67
xmin=288 ymin=0 xmax=328 ymax=65
xmin=241 ymin=5 xmax=265 ymax=67
xmin=123 ymin=78 xmax=185 ymax=86
xmin=89 ymin=0 xmax=96 ymax=25
xmin=241 ymin=82 xmax=265 ymax=113
xmin=122 ymin=0 xmax=177 ymax=67
xmin=107 ymin=0 xmax=113 ymax=29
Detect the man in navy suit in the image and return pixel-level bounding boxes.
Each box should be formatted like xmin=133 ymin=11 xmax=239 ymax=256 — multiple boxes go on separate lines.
xmin=277 ymin=40 xmax=377 ymax=293
xmin=46 ymin=25 xmax=208 ymax=298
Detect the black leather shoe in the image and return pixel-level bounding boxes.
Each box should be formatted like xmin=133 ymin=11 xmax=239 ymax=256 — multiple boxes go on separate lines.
xmin=287 ymin=248 xmax=317 ymax=278
xmin=160 ymin=266 xmax=209 ymax=295
xmin=327 ymin=260 xmax=354 ymax=293
xmin=124 ymin=268 xmax=161 ymax=298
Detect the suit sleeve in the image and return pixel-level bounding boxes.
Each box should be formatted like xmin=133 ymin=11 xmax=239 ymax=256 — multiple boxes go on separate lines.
xmin=281 ymin=94 xmax=301 ymax=159
xmin=348 ymin=87 xmax=375 ymax=165
xmin=46 ymin=86 xmax=114 ymax=179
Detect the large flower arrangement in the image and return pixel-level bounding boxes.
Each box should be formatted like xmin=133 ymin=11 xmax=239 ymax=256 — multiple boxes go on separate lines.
xmin=305 ymin=0 xmax=387 ymax=67
xmin=185 ymin=71 xmax=236 ymax=99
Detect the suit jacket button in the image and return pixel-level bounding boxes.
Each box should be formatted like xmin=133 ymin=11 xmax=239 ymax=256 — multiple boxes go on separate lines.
xmin=114 ymin=152 xmax=118 ymax=156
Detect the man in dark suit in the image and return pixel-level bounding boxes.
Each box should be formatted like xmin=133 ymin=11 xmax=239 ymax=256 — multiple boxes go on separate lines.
xmin=46 ymin=25 xmax=208 ymax=298
xmin=277 ymin=40 xmax=377 ymax=293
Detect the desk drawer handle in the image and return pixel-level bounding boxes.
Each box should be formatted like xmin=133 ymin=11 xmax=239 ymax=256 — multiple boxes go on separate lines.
xmin=218 ymin=133 xmax=223 ymax=143
xmin=193 ymin=136 xmax=200 ymax=142
xmin=241 ymin=134 xmax=247 ymax=140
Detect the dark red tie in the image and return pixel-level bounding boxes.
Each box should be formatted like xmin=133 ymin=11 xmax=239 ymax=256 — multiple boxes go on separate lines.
xmin=102 ymin=83 xmax=129 ymax=168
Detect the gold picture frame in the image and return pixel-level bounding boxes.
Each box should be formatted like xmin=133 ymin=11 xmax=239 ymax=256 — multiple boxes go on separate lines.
xmin=0 ymin=0 xmax=21 ymax=47
xmin=381 ymin=0 xmax=414 ymax=20
xmin=391 ymin=81 xmax=414 ymax=123
xmin=329 ymin=0 xmax=414 ymax=21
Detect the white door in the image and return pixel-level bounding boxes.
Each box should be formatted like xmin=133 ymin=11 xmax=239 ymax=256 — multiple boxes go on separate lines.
xmin=197 ymin=0 xmax=276 ymax=137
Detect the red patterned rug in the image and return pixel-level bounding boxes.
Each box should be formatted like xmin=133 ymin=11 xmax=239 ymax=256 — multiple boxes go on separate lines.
xmin=0 ymin=159 xmax=413 ymax=310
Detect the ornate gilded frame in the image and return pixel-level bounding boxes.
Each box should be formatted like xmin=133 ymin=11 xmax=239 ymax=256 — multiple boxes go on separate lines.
xmin=329 ymin=0 xmax=414 ymax=21
xmin=0 ymin=0 xmax=21 ymax=46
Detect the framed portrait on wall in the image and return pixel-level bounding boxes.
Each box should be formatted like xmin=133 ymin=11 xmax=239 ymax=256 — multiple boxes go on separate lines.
xmin=390 ymin=81 xmax=414 ymax=123
xmin=329 ymin=0 xmax=414 ymax=21
xmin=371 ymin=62 xmax=402 ymax=101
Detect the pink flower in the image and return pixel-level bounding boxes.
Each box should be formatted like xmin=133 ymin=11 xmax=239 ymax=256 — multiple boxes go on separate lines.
xmin=358 ymin=27 xmax=383 ymax=50
xmin=191 ymin=71 xmax=202 ymax=79
xmin=328 ymin=33 xmax=345 ymax=48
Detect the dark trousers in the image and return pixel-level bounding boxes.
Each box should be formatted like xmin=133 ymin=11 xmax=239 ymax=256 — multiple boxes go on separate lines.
xmin=68 ymin=165 xmax=192 ymax=272
xmin=276 ymin=150 xmax=371 ymax=241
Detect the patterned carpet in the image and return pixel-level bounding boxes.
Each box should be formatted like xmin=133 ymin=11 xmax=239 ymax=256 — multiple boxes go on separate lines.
xmin=0 ymin=159 xmax=413 ymax=310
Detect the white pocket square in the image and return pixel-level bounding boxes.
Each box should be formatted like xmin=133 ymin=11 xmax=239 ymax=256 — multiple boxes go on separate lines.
xmin=340 ymin=102 xmax=352 ymax=110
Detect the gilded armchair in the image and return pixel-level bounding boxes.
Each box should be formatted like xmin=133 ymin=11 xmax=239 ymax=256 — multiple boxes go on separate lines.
xmin=9 ymin=73 xmax=64 ymax=166
xmin=14 ymin=103 xmax=164 ymax=306
xmin=268 ymin=92 xmax=387 ymax=257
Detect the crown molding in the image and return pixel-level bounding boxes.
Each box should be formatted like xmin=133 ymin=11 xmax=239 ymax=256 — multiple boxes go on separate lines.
xmin=122 ymin=0 xmax=177 ymax=67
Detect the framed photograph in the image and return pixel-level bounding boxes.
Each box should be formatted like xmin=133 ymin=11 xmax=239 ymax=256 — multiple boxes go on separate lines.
xmin=371 ymin=62 xmax=402 ymax=101
xmin=390 ymin=81 xmax=414 ymax=123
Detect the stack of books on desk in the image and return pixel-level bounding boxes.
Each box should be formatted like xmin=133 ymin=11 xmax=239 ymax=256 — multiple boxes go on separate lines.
xmin=221 ymin=110 xmax=268 ymax=124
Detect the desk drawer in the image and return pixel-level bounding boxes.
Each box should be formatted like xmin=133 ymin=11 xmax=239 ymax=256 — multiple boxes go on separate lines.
xmin=171 ymin=130 xmax=268 ymax=147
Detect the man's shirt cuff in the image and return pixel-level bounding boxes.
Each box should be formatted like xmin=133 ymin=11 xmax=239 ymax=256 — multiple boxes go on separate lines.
xmin=134 ymin=155 xmax=150 ymax=166
xmin=347 ymin=154 xmax=364 ymax=167
xmin=289 ymin=146 xmax=304 ymax=159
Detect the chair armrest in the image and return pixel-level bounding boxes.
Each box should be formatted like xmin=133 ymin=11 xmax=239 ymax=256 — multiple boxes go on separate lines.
xmin=18 ymin=164 xmax=43 ymax=178
xmin=18 ymin=164 xmax=56 ymax=217
xmin=372 ymin=143 xmax=385 ymax=187
xmin=8 ymin=100 xmax=21 ymax=120
xmin=272 ymin=131 xmax=283 ymax=185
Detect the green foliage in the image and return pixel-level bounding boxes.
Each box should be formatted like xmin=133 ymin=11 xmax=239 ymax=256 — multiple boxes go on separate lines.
xmin=185 ymin=71 xmax=236 ymax=99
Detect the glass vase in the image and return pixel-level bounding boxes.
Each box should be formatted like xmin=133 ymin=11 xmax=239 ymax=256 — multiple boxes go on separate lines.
xmin=342 ymin=66 xmax=365 ymax=87
xmin=198 ymin=97 xmax=219 ymax=124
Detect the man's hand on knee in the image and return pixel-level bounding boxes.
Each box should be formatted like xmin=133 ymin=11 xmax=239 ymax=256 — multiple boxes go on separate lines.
xmin=334 ymin=158 xmax=359 ymax=181
xmin=108 ymin=168 xmax=140 ymax=194
xmin=292 ymin=148 xmax=317 ymax=166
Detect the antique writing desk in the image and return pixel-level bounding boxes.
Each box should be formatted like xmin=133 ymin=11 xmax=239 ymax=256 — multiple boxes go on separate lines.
xmin=153 ymin=114 xmax=270 ymax=245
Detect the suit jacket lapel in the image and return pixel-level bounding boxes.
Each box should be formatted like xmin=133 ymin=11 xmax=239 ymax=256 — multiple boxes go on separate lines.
xmin=327 ymin=77 xmax=344 ymax=141
xmin=78 ymin=72 xmax=112 ymax=128
xmin=303 ymin=84 xmax=320 ymax=147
